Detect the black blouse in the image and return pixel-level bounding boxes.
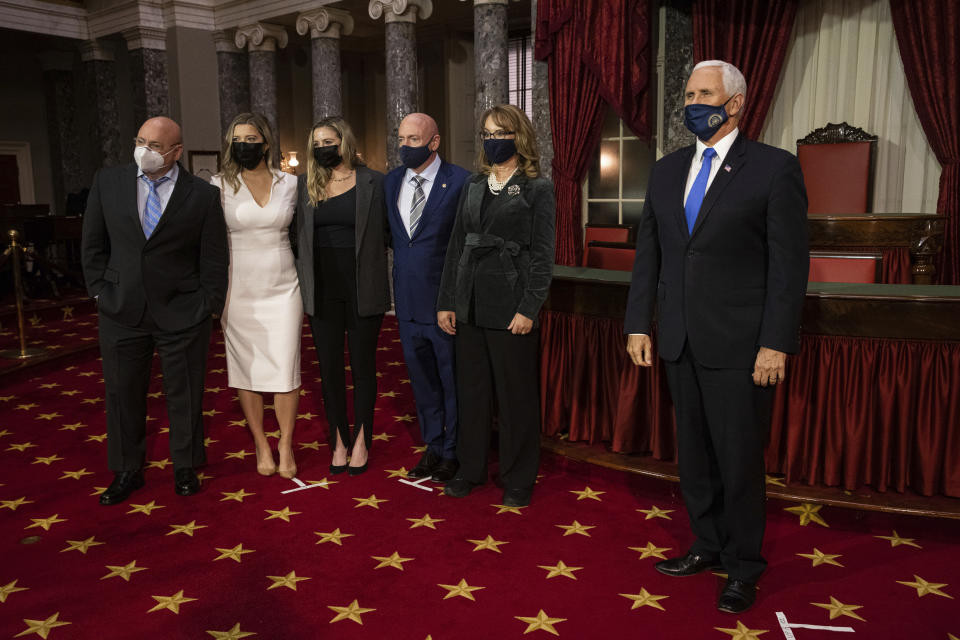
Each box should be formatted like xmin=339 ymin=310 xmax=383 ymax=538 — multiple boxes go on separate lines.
xmin=313 ymin=186 xmax=356 ymax=248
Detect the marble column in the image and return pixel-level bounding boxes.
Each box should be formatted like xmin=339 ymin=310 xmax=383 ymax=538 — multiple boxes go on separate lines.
xmin=213 ymin=31 xmax=250 ymax=138
xmin=40 ymin=52 xmax=83 ymax=214
xmin=297 ymin=8 xmax=354 ymax=121
xmin=530 ymin=0 xmax=553 ymax=178
xmin=369 ymin=0 xmax=433 ymax=169
xmin=80 ymin=39 xmax=123 ymax=170
xmin=660 ymin=0 xmax=695 ymax=155
xmin=473 ymin=0 xmax=509 ymax=127
xmin=235 ymin=23 xmax=288 ymax=133
xmin=122 ymin=27 xmax=170 ymax=125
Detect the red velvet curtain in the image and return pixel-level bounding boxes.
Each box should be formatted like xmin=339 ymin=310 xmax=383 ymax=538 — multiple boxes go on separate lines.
xmin=890 ymin=1 xmax=960 ymax=285
xmin=535 ymin=0 xmax=651 ymax=265
xmin=692 ymin=0 xmax=798 ymax=140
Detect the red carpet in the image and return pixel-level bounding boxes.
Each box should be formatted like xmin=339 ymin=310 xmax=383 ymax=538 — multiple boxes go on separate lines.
xmin=1 ymin=314 xmax=958 ymax=639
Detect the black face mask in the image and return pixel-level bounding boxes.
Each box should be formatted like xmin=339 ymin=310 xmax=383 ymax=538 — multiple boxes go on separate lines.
xmin=399 ymin=143 xmax=434 ymax=169
xmin=483 ymin=138 xmax=517 ymax=165
xmin=232 ymin=142 xmax=266 ymax=171
xmin=313 ymin=145 xmax=342 ymax=168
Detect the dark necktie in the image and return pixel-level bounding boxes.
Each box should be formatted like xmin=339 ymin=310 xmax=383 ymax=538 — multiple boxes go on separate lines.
xmin=409 ymin=175 xmax=426 ymax=235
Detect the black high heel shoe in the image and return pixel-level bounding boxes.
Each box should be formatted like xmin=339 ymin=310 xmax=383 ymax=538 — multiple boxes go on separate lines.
xmin=329 ymin=463 xmax=347 ymax=475
xmin=347 ymin=461 xmax=368 ymax=476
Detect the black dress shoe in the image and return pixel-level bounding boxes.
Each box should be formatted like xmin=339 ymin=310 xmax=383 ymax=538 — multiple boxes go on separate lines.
xmin=502 ymin=487 xmax=532 ymax=507
xmin=654 ymin=552 xmax=723 ymax=577
xmin=347 ymin=462 xmax=368 ymax=476
xmin=407 ymin=451 xmax=441 ymax=479
xmin=430 ymin=458 xmax=459 ymax=483
xmin=174 ymin=468 xmax=200 ymax=496
xmin=330 ymin=463 xmax=348 ymax=475
xmin=718 ymin=579 xmax=757 ymax=613
xmin=443 ymin=476 xmax=482 ymax=498
xmin=99 ymin=470 xmax=144 ymax=505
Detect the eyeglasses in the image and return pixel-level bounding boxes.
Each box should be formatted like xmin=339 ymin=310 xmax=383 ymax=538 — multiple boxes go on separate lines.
xmin=479 ymin=130 xmax=515 ymax=141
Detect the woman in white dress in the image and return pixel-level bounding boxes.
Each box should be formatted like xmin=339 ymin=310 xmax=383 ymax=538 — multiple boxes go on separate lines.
xmin=211 ymin=112 xmax=301 ymax=479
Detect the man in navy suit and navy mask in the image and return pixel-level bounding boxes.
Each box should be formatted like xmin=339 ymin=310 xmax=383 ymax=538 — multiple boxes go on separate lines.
xmin=625 ymin=61 xmax=808 ymax=614
xmin=386 ymin=113 xmax=470 ymax=483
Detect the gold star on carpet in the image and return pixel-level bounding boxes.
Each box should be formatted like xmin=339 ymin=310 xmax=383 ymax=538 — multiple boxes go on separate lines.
xmin=407 ymin=514 xmax=444 ymax=530
xmin=0 ymin=428 xmax=10 ymax=437
xmin=538 ymin=561 xmax=583 ymax=580
xmin=379 ymin=391 xmax=398 ymax=398
xmin=202 ymin=409 xmax=220 ymax=417
xmin=296 ymin=412 xmax=317 ymax=420
xmin=264 ymin=507 xmax=301 ymax=522
xmin=7 ymin=442 xmax=37 ymax=452
xmin=267 ymin=571 xmax=311 ymax=591
xmin=127 ymin=500 xmax=164 ymax=515
xmin=619 ymin=588 xmax=669 ymax=611
xmin=411 ymin=444 xmax=427 ymax=453
xmin=221 ymin=488 xmax=254 ymax=502
xmin=204 ymin=386 xmax=223 ymax=393
xmin=59 ymin=422 xmax=85 ymax=431
xmin=467 ymin=535 xmax=509 ymax=553
xmin=148 ymin=590 xmax=197 ymax=614
xmin=765 ymin=474 xmax=786 ymax=487
xmin=59 ymin=468 xmax=93 ymax=480
xmin=167 ymin=520 xmax=208 ymax=537
xmin=875 ymin=530 xmax=921 ymax=548
xmin=1 ymin=496 xmax=34 ymax=511
xmin=516 ymin=609 xmax=565 ymax=636
xmin=437 ymin=578 xmax=484 ymax=601
xmin=36 ymin=412 xmax=62 ymax=421
xmin=0 ymin=579 xmax=28 ymax=603
xmin=636 ymin=505 xmax=674 ymax=520
xmin=303 ymin=477 xmax=337 ymax=489
xmin=38 ymin=382 xmax=60 ymax=389
xmin=86 ymin=433 xmax=107 ymax=443
xmin=372 ymin=432 xmax=395 ymax=441
xmin=395 ymin=414 xmax=415 ymax=423
xmin=101 ymin=561 xmax=147 ymax=581
xmin=214 ymin=544 xmax=255 ymax=562
xmin=0 ymin=395 xmax=14 ymax=402
xmin=225 ymin=449 xmax=253 ymax=460
xmin=205 ymin=622 xmax=256 ymax=639
xmin=228 ymin=419 xmax=247 ymax=427
xmin=570 ymin=486 xmax=604 ymax=501
xmin=16 ymin=403 xmax=38 ymax=410
xmin=210 ymin=368 xmax=226 ymax=374
xmin=26 ymin=514 xmax=66 ymax=531
xmin=628 ymin=542 xmax=671 ymax=560
xmin=797 ymin=548 xmax=843 ymax=567
xmin=810 ymin=596 xmax=865 ymax=621
xmin=491 ymin=503 xmax=526 ymax=515
xmin=556 ymin=520 xmax=595 ymax=537
xmin=145 ymin=391 xmax=162 ymax=399
xmin=386 ymin=360 xmax=403 ymax=366
xmin=372 ymin=551 xmax=414 ymax=570
xmin=785 ymin=503 xmax=829 ymax=527
xmin=353 ymin=494 xmax=388 ymax=509
xmin=896 ymin=575 xmax=952 ymax=598
xmin=32 ymin=454 xmax=64 ymax=465
xmin=264 ymin=429 xmax=281 ymax=439
xmin=13 ymin=612 xmax=71 ymax=638
xmin=315 ymin=528 xmax=354 ymax=546
xmin=196 ymin=471 xmax=213 ymax=482
xmin=158 ymin=426 xmax=170 ymax=434
xmin=61 ymin=536 xmax=104 ymax=554
xmin=80 ymin=397 xmax=101 ymax=404
xmin=328 ymin=599 xmax=375 ymax=625
xmin=715 ymin=621 xmax=768 ymax=639
xmin=77 ymin=371 xmax=96 ymax=377
xmin=59 ymin=390 xmax=80 ymax=397
xmin=299 ymin=440 xmax=322 ymax=450
xmin=90 ymin=486 xmax=107 ymax=496
xmin=385 ymin=466 xmax=408 ymax=478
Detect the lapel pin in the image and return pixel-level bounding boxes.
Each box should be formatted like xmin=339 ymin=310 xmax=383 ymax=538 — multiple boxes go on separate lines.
xmin=508 ymin=185 xmax=521 ymax=196
xmin=441 ymin=183 xmax=447 ymax=188
xmin=724 ymin=165 xmax=732 ymax=172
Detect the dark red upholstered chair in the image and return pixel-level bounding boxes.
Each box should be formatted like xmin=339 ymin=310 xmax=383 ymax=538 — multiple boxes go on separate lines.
xmin=582 ymin=224 xmax=635 ymax=266
xmin=808 ymin=251 xmax=882 ymax=283
xmin=796 ymin=122 xmax=877 ymax=214
xmin=584 ymin=241 xmax=636 ymax=272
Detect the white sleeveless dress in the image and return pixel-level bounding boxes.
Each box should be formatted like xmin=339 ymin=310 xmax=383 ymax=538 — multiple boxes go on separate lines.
xmin=211 ymin=172 xmax=302 ymax=392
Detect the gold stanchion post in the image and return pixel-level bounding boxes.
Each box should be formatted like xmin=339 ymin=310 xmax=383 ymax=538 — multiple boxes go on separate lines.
xmin=1 ymin=229 xmax=46 ymax=359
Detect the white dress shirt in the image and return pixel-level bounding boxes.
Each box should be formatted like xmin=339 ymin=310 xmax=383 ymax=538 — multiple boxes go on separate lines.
xmin=683 ymin=127 xmax=739 ymax=206
xmin=397 ymin=153 xmax=441 ymax=237
xmin=137 ymin=162 xmax=180 ymax=228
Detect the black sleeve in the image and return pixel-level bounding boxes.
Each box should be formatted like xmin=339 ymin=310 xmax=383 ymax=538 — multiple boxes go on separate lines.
xmin=516 ymin=179 xmax=556 ymax=319
xmin=436 ymin=179 xmax=472 ymax=313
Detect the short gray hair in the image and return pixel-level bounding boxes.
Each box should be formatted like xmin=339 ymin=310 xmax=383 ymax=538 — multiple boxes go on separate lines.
xmin=692 ymin=60 xmax=747 ymax=101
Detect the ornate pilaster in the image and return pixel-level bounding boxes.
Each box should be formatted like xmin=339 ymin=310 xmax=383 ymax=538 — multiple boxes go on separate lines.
xmin=235 ymin=22 xmax=288 ymax=133
xmin=474 ymin=0 xmax=509 ymax=127
xmin=369 ymin=0 xmax=433 ymax=169
xmin=213 ymin=30 xmax=250 ymax=138
xmin=530 ymin=0 xmax=552 ymax=178
xmin=297 ymin=8 xmax=354 ymax=121
xmin=661 ymin=0 xmax=694 ymax=155
xmin=40 ymin=52 xmax=82 ymax=213
xmin=80 ymin=39 xmax=123 ymax=170
xmin=122 ymin=26 xmax=170 ymax=124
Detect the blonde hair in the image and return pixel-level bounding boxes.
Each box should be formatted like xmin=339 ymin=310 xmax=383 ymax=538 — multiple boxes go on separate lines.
xmin=219 ymin=112 xmax=281 ymax=193
xmin=476 ymin=104 xmax=540 ymax=178
xmin=306 ymin=116 xmax=365 ymax=206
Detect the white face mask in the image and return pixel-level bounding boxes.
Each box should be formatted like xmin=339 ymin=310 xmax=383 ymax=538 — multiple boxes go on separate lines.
xmin=134 ymin=145 xmax=175 ymax=173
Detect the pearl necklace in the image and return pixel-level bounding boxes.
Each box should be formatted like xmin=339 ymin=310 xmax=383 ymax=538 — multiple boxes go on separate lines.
xmin=487 ymin=168 xmax=517 ymax=195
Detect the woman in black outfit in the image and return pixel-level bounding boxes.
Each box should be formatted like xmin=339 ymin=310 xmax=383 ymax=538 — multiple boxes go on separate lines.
xmin=293 ymin=117 xmax=390 ymax=475
xmin=437 ymin=104 xmax=556 ymax=507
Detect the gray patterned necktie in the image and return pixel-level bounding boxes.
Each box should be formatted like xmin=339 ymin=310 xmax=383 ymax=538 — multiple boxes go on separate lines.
xmin=409 ymin=175 xmax=426 ymax=235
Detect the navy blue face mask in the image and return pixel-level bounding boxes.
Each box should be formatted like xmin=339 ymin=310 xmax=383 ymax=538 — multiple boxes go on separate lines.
xmin=483 ymin=138 xmax=517 ymax=165
xmin=684 ymin=96 xmax=734 ymax=141
xmin=399 ymin=143 xmax=433 ymax=169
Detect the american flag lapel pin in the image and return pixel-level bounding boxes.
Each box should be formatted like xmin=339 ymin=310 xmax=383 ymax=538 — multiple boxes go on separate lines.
xmin=724 ymin=165 xmax=732 ymax=173
xmin=442 ymin=183 xmax=447 ymax=188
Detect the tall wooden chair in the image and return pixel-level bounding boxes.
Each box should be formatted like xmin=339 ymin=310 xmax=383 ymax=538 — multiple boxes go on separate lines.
xmin=796 ymin=122 xmax=877 ymax=214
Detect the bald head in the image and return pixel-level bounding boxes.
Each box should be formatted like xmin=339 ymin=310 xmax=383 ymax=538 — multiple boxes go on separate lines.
xmin=397 ymin=113 xmax=440 ymax=172
xmin=135 ymin=116 xmax=183 ymax=178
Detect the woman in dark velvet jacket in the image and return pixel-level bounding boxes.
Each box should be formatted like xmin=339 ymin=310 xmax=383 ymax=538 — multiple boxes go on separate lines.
xmin=437 ymin=104 xmax=555 ymax=508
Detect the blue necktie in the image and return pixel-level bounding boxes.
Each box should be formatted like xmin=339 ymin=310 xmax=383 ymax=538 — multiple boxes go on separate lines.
xmin=141 ymin=175 xmax=170 ymax=238
xmin=684 ymin=147 xmax=717 ymax=234
xmin=409 ymin=175 xmax=426 ymax=235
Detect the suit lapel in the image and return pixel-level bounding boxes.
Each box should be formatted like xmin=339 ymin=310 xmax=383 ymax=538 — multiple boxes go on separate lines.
xmin=480 ymin=173 xmax=527 ymax=229
xmin=466 ymin=176 xmax=486 ymax=229
xmin=121 ymin=164 xmax=142 ymax=237
xmin=147 ymin=163 xmax=194 ymax=242
xmin=690 ymin=135 xmax=747 ymax=239
xmin=355 ymin=168 xmax=373 ymax=250
xmin=672 ymin=146 xmax=695 ymax=240
xmin=412 ymin=161 xmax=453 ymax=240
xmin=385 ymin=170 xmax=404 ymax=236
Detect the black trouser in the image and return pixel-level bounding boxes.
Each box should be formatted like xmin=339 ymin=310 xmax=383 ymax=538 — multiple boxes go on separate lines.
xmin=663 ymin=341 xmax=774 ymax=583
xmin=309 ymin=247 xmax=383 ymax=450
xmin=454 ymin=321 xmax=541 ymax=490
xmin=98 ymin=309 xmax=211 ymax=472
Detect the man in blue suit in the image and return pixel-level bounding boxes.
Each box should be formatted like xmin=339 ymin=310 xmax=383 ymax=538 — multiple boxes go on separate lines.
xmin=386 ymin=113 xmax=471 ymax=483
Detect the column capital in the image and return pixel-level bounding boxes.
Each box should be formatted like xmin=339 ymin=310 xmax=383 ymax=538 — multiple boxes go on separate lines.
xmin=122 ymin=26 xmax=167 ymax=51
xmin=235 ymin=23 xmax=288 ymax=52
xmin=212 ymin=30 xmax=242 ymax=54
xmin=297 ymin=8 xmax=355 ymax=39
xmin=368 ymin=0 xmax=433 ymax=24
xmin=79 ymin=39 xmax=114 ymax=62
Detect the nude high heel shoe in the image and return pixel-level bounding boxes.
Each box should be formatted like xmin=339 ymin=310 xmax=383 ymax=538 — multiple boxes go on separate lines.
xmin=256 ymin=449 xmax=277 ymax=477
